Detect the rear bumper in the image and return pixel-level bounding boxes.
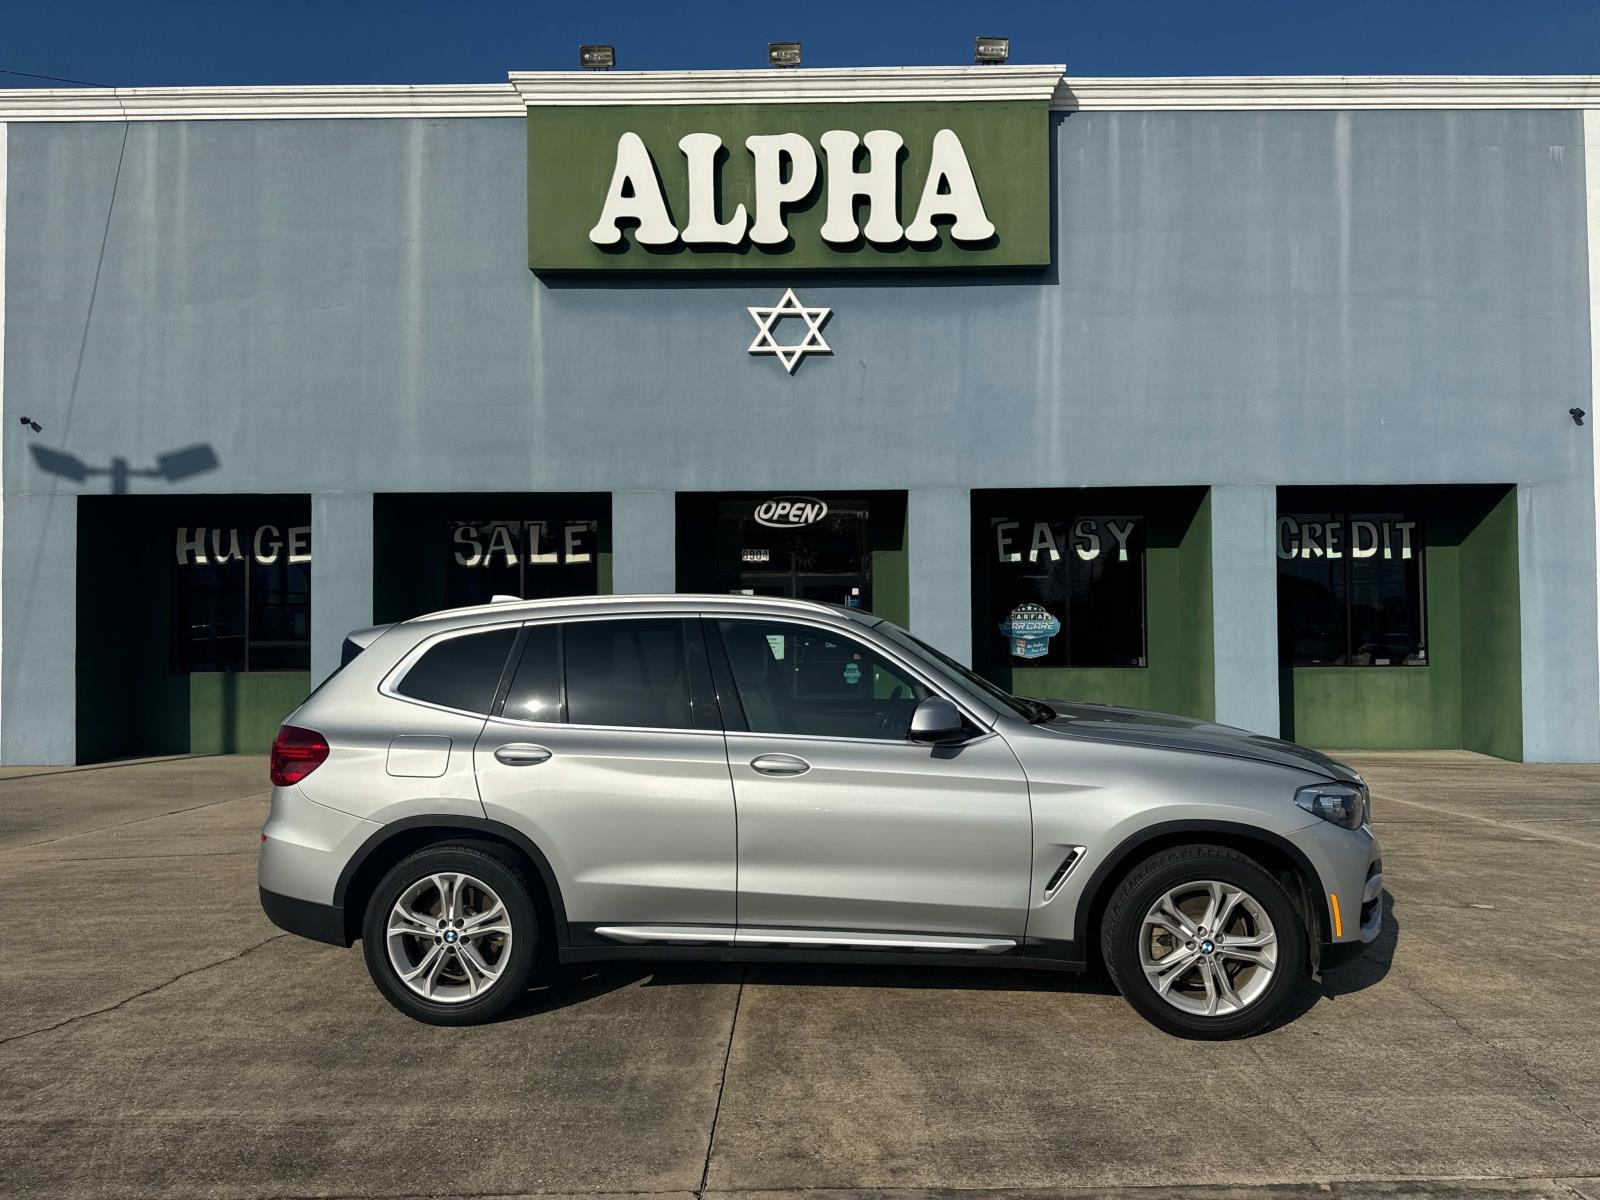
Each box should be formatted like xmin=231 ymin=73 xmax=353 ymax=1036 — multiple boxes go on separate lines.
xmin=258 ymin=783 xmax=380 ymax=944
xmin=260 ymin=887 xmax=349 ymax=946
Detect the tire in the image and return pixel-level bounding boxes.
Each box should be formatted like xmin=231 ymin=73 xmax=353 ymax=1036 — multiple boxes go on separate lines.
xmin=361 ymin=842 xmax=539 ymax=1025
xmin=1100 ymin=844 xmax=1307 ymax=1040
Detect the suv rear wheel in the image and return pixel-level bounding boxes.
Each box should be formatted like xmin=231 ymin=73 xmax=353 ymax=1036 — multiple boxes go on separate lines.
xmin=361 ymin=843 xmax=539 ymax=1025
xmin=1101 ymin=844 xmax=1307 ymax=1039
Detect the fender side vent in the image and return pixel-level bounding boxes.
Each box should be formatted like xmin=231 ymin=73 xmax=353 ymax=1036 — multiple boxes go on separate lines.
xmin=1043 ymin=846 xmax=1086 ymax=899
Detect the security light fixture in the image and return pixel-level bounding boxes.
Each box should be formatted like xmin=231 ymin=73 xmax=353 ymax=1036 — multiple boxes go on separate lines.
xmin=1571 ymin=407 xmax=1587 ymax=426
xmin=578 ymin=44 xmax=615 ymax=70
xmin=768 ymin=41 xmax=801 ymax=68
xmin=974 ymin=36 xmax=1010 ymax=65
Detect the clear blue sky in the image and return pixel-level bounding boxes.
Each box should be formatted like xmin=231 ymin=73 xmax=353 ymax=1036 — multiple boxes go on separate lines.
xmin=4 ymin=0 xmax=1600 ymax=88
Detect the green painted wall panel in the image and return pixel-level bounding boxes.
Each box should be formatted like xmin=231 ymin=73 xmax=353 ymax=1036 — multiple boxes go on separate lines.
xmin=528 ymin=101 xmax=1050 ymax=271
xmin=1459 ymin=488 xmax=1522 ymax=760
xmin=188 ymin=672 xmax=309 ymax=756
xmin=869 ymin=495 xmax=910 ymax=628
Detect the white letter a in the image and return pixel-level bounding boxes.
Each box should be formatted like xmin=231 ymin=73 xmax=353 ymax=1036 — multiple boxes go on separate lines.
xmin=588 ymin=132 xmax=679 ymax=247
xmin=905 ymin=129 xmax=995 ymax=244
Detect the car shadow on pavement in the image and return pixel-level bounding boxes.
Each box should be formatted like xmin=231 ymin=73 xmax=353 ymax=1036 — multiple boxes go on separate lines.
xmin=493 ymin=897 xmax=1400 ymax=1028
xmin=494 ymin=958 xmax=1124 ymax=1023
xmin=1264 ymin=892 xmax=1400 ymax=1032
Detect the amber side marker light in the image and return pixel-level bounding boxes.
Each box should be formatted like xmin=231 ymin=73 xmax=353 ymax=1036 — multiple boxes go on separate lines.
xmin=1330 ymin=893 xmax=1344 ymax=938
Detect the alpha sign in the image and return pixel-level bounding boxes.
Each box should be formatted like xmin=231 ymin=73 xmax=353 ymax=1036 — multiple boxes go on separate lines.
xmin=589 ymin=128 xmax=994 ymax=250
xmin=528 ymin=101 xmax=1050 ymax=271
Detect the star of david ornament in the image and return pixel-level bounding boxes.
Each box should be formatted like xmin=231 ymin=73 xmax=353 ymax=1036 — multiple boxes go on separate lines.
xmin=746 ymin=288 xmax=832 ymax=374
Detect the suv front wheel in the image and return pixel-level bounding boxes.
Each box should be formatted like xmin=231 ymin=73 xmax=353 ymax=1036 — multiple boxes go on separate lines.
xmin=1101 ymin=844 xmax=1307 ymax=1039
xmin=361 ymin=843 xmax=540 ymax=1025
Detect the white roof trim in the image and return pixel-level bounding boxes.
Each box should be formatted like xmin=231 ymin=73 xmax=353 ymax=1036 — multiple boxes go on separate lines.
xmin=0 ymin=83 xmax=522 ymax=122
xmin=4 ymin=72 xmax=1600 ymax=122
xmin=1057 ymin=74 xmax=1600 ymax=111
xmin=508 ymin=64 xmax=1068 ymax=106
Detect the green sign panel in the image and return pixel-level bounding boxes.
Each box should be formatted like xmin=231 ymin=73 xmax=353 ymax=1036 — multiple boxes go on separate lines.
xmin=527 ymin=101 xmax=1051 ymax=272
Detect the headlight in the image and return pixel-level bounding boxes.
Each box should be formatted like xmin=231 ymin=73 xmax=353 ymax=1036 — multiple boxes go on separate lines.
xmin=1295 ymin=781 xmax=1368 ymax=831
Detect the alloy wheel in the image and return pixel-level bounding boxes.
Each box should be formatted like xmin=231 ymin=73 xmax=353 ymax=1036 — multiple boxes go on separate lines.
xmin=385 ymin=872 xmax=514 ymax=1004
xmin=1138 ymin=879 xmax=1278 ymax=1017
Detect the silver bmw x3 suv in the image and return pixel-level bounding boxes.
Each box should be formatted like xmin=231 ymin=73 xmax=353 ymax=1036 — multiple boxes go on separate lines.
xmin=259 ymin=594 xmax=1382 ymax=1039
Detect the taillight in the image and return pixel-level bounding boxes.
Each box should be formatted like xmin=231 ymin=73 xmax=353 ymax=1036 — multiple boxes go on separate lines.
xmin=270 ymin=725 xmax=330 ymax=787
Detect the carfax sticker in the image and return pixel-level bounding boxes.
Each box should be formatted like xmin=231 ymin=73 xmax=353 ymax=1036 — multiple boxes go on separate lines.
xmin=998 ymin=603 xmax=1061 ymax=660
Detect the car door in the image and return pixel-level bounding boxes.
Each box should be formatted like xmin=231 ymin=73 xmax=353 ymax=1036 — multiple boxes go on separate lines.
xmin=710 ymin=616 xmax=1032 ymax=945
xmin=474 ymin=614 xmax=737 ymax=943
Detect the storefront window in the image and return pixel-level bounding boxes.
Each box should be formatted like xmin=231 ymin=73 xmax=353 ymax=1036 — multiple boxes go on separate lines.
xmin=1277 ymin=513 xmax=1426 ymax=666
xmin=676 ymin=492 xmax=900 ymax=613
xmin=171 ymin=520 xmax=311 ymax=673
xmin=445 ymin=518 xmax=601 ymax=608
xmin=373 ymin=494 xmax=610 ymax=623
xmin=978 ymin=513 xmax=1147 ymax=671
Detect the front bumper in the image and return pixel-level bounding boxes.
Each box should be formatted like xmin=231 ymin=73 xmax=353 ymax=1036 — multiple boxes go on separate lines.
xmin=1288 ymin=818 xmax=1384 ymax=950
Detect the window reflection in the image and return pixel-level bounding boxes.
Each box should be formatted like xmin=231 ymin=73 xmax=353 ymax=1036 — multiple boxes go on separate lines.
xmin=1277 ymin=513 xmax=1426 ymax=667
xmin=979 ymin=513 xmax=1147 ymax=670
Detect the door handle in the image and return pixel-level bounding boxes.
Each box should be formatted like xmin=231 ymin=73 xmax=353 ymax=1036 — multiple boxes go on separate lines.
xmin=750 ymin=753 xmax=810 ymax=777
xmin=494 ymin=743 xmax=553 ymax=766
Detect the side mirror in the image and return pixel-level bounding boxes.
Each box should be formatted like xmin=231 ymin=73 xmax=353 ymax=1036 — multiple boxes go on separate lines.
xmin=907 ymin=696 xmax=966 ymax=744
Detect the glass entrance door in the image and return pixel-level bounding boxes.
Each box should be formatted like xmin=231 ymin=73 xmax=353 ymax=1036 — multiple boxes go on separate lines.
xmin=714 ymin=496 xmax=872 ymax=610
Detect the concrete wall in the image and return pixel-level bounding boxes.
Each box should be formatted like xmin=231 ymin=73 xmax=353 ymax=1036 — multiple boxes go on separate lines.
xmin=3 ymin=109 xmax=1597 ymax=761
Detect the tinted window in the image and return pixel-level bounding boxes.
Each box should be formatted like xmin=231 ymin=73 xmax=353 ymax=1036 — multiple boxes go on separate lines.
xmin=1278 ymin=513 xmax=1426 ymax=666
xmin=977 ymin=512 xmax=1146 ymax=671
xmin=396 ymin=628 xmax=517 ymax=714
xmin=502 ymin=624 xmax=563 ymax=723
xmin=563 ymin=619 xmax=693 ymax=729
xmin=716 ymin=620 xmax=930 ymax=739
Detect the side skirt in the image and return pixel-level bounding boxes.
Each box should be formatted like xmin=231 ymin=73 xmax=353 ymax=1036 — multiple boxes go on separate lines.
xmin=557 ymin=941 xmax=1085 ymax=973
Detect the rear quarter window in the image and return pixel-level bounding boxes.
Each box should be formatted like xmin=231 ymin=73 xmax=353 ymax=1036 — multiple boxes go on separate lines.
xmin=395 ymin=628 xmax=517 ymax=714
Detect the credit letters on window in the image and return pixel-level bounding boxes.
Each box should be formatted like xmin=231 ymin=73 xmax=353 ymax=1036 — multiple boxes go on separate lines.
xmin=1277 ymin=513 xmax=1426 ymax=667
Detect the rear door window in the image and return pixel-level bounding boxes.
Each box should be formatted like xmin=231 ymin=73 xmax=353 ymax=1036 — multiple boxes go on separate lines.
xmin=395 ymin=627 xmax=518 ymax=714
xmin=501 ymin=624 xmax=563 ymax=723
xmin=562 ymin=618 xmax=694 ymax=730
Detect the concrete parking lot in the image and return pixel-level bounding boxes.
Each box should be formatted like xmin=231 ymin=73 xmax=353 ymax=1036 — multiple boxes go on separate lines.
xmin=1 ymin=752 xmax=1598 ymax=1200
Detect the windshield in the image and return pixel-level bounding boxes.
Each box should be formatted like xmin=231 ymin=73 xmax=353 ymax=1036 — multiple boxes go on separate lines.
xmin=871 ymin=619 xmax=1054 ymax=723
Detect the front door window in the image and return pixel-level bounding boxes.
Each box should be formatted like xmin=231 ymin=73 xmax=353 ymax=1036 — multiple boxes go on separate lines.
xmin=715 ymin=619 xmax=929 ymax=740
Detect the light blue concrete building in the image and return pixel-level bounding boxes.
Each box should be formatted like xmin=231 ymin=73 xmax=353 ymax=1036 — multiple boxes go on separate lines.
xmin=1 ymin=67 xmax=1596 ymax=764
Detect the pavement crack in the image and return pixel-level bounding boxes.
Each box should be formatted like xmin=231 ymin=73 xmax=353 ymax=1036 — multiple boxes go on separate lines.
xmin=1244 ymin=1039 xmax=1330 ymax=1155
xmin=1392 ymin=963 xmax=1600 ymax=1144
xmin=0 ymin=932 xmax=287 ymax=1047
xmin=14 ymin=848 xmax=257 ymax=864
xmin=1 ymin=792 xmax=269 ymax=853
xmin=696 ymin=965 xmax=745 ymax=1199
